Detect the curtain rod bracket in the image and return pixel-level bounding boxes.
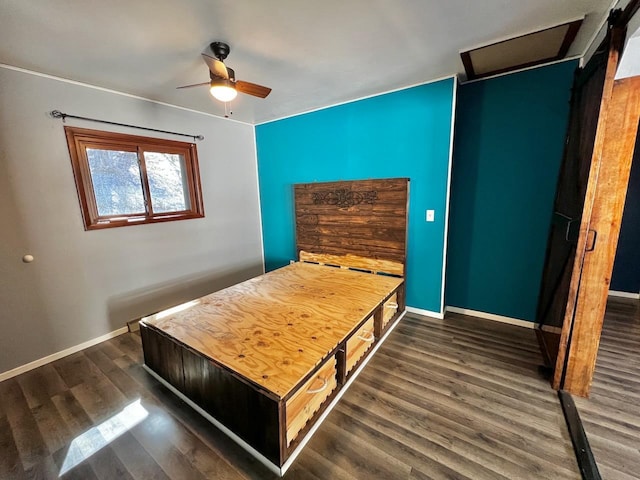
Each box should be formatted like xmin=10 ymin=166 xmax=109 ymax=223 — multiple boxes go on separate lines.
xmin=50 ymin=110 xmax=67 ymax=122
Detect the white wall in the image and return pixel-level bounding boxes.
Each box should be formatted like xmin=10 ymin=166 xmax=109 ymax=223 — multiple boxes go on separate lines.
xmin=0 ymin=66 xmax=264 ymax=374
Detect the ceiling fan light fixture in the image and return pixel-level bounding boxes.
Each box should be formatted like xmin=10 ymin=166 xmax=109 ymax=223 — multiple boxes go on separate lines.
xmin=210 ymin=79 xmax=237 ymax=102
xmin=176 ymin=42 xmax=271 ymax=103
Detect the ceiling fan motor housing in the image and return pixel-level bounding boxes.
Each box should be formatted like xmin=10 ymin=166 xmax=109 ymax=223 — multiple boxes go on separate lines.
xmin=211 ymin=41 xmax=230 ymax=61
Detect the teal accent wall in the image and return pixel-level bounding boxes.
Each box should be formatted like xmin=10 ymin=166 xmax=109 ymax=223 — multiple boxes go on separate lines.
xmin=446 ymin=60 xmax=578 ymax=322
xmin=256 ymin=78 xmax=455 ymax=313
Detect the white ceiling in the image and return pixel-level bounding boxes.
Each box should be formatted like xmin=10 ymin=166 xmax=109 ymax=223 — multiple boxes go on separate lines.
xmin=0 ymin=0 xmax=614 ymax=124
xmin=616 ymin=5 xmax=640 ymax=79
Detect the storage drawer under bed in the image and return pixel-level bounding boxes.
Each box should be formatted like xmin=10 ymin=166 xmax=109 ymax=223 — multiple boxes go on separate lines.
xmin=285 ymin=355 xmax=337 ymax=446
xmin=382 ymin=292 xmax=399 ymax=329
xmin=345 ymin=316 xmax=375 ymax=374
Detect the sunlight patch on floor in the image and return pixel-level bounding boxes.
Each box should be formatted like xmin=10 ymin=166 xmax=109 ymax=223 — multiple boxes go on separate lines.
xmin=59 ymin=398 xmax=148 ymax=476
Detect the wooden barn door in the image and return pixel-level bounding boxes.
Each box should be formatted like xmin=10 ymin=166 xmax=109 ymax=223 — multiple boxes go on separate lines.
xmin=562 ymin=74 xmax=640 ymax=396
xmin=535 ymin=22 xmax=624 ymax=391
xmin=535 ymin=28 xmax=618 ymax=374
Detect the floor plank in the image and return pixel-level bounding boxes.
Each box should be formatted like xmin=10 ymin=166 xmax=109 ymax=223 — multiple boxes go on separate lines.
xmin=574 ymin=296 xmax=640 ymax=480
xmin=0 ymin=413 xmax=26 ymax=480
xmin=0 ymin=379 xmax=50 ymax=471
xmin=0 ymin=312 xmax=581 ymax=479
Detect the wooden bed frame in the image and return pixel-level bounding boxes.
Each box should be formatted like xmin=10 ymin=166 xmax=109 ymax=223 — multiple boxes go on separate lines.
xmin=140 ymin=178 xmax=409 ymax=475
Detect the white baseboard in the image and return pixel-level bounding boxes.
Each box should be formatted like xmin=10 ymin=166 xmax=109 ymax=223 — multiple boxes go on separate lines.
xmin=444 ymin=306 xmax=537 ymax=329
xmin=0 ymin=326 xmax=129 ymax=382
xmin=127 ymin=319 xmax=141 ymax=332
xmin=406 ymin=306 xmax=445 ymax=319
xmin=540 ymin=324 xmax=563 ymax=334
xmin=608 ymin=290 xmax=640 ymax=299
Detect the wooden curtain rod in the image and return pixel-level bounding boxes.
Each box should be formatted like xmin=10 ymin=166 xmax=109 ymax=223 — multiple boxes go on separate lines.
xmin=50 ymin=110 xmax=204 ymax=142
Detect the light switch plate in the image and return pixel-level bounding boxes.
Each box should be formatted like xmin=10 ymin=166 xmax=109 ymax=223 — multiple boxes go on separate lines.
xmin=426 ymin=210 xmax=435 ymax=222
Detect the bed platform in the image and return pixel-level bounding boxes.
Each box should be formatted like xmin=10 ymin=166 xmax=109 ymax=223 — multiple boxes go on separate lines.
xmin=140 ymin=178 xmax=409 ymax=475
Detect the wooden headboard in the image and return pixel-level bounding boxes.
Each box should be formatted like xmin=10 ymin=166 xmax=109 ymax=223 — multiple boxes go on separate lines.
xmin=294 ymin=178 xmax=409 ymax=277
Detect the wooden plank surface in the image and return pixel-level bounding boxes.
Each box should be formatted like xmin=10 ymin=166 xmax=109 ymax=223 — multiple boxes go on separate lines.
xmin=561 ymin=76 xmax=640 ymax=396
xmin=141 ymin=262 xmax=402 ymax=398
xmin=551 ymin=27 xmax=625 ymax=391
xmin=295 ymin=178 xmax=409 ymax=276
xmin=534 ymin=25 xmax=617 ymax=387
xmin=0 ymin=310 xmax=582 ymax=479
xmin=558 ymin=390 xmax=602 ymax=480
xmin=299 ymin=251 xmax=404 ymax=276
xmin=573 ymin=297 xmax=640 ymax=479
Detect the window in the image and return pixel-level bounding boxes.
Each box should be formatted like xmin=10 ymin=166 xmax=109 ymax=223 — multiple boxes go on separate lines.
xmin=64 ymin=127 xmax=204 ymax=230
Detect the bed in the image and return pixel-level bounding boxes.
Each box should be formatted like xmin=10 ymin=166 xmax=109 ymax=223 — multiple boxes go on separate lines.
xmin=140 ymin=178 xmax=409 ymax=476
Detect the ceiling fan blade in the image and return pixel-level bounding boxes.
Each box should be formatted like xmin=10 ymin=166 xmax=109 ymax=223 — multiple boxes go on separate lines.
xmin=236 ymin=80 xmax=272 ymax=98
xmin=176 ymin=81 xmax=210 ymax=89
xmin=201 ymin=53 xmax=229 ymax=79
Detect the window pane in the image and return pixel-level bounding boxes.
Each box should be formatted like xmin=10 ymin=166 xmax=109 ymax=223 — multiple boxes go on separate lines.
xmin=86 ymin=148 xmax=145 ymax=216
xmin=144 ymin=152 xmax=190 ymax=213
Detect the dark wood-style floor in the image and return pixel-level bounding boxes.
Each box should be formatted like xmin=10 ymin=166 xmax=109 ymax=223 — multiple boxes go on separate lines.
xmin=0 ymin=313 xmax=581 ymax=479
xmin=574 ymin=296 xmax=640 ymax=480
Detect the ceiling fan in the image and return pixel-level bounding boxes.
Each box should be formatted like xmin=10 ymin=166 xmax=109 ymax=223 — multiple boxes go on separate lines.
xmin=177 ymin=42 xmax=272 ymax=103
